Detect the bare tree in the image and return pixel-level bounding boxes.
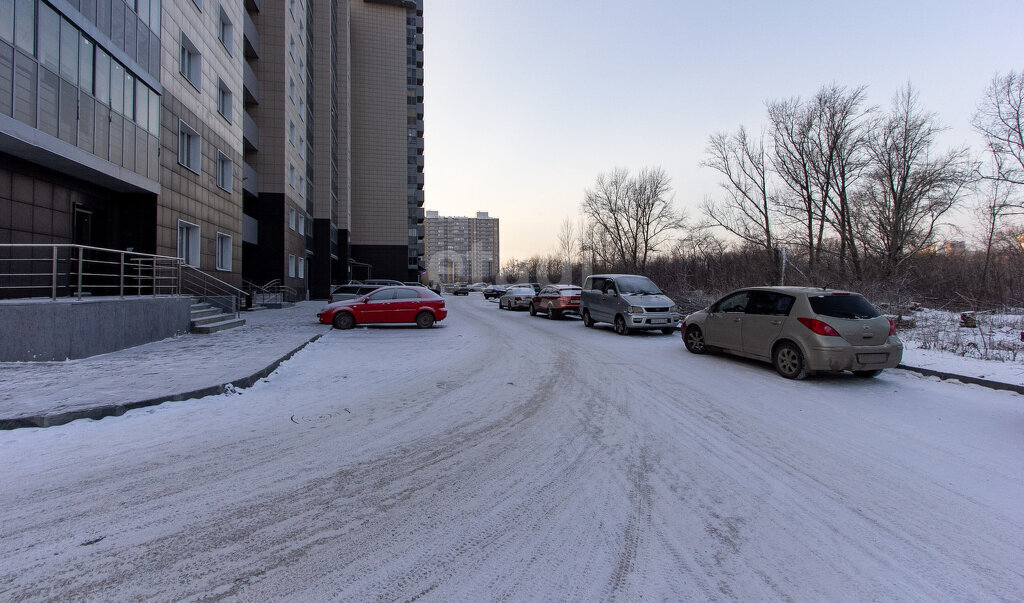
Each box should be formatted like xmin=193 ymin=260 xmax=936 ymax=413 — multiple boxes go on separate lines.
xmin=556 ymin=217 xmax=580 ymax=267
xmin=973 ymin=70 xmax=1024 ymax=187
xmin=700 ymin=126 xmax=779 ymax=274
xmin=812 ymin=84 xmax=873 ymax=279
xmin=860 ymin=85 xmax=972 ymax=275
xmin=768 ymin=96 xmax=829 ymax=275
xmin=974 ymin=159 xmax=1020 ymax=288
xmin=580 ymin=167 xmax=683 ymax=272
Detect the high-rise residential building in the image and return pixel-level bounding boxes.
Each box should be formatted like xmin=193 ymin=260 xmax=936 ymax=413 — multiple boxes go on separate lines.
xmin=424 ymin=211 xmax=499 ymax=284
xmin=1 ymin=0 xmax=423 ymax=301
xmin=0 ymin=0 xmax=163 ymax=255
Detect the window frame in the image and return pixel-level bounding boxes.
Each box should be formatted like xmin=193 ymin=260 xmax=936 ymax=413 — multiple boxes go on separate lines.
xmin=216 ymin=151 xmax=233 ymax=192
xmin=218 ymin=5 xmax=233 ymax=56
xmin=179 ymin=31 xmax=202 ymax=92
xmin=217 ymin=77 xmax=232 ymax=123
xmin=178 ymin=120 xmax=202 ymax=174
xmin=215 ymin=232 xmax=232 ymax=271
xmin=177 ymin=220 xmax=201 ymax=267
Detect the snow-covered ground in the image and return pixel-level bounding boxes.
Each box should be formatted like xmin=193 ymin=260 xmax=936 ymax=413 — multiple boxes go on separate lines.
xmin=1 ymin=295 xmax=1022 ymax=599
xmin=898 ymin=308 xmax=1024 ymax=387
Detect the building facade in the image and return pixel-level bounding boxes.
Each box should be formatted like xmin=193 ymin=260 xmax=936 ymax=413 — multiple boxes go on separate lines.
xmin=1 ymin=0 xmax=423 ymax=301
xmin=1 ymin=0 xmax=162 ymax=255
xmin=424 ymin=210 xmax=499 ymax=284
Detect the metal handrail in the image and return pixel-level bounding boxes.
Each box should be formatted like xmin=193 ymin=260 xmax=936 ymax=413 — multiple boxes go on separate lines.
xmin=0 ymin=244 xmax=182 ymax=301
xmin=179 ymin=265 xmax=248 ymax=318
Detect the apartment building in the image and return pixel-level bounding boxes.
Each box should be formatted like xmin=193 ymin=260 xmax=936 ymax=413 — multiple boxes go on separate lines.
xmin=1 ymin=0 xmax=423 ymax=300
xmin=1 ymin=0 xmax=162 ymax=254
xmin=424 ymin=210 xmax=499 ymax=284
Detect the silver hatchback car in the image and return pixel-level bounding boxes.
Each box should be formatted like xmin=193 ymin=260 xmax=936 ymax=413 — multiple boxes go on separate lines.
xmin=681 ymin=286 xmax=903 ymax=379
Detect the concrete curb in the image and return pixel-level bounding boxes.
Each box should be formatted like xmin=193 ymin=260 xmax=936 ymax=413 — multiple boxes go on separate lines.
xmin=898 ymin=364 xmax=1024 ymax=395
xmin=0 ymin=334 xmax=324 ymax=431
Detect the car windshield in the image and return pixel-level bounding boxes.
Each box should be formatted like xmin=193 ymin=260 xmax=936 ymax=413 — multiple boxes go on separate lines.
xmin=616 ymin=276 xmax=661 ymax=295
xmin=808 ymin=294 xmax=880 ymax=319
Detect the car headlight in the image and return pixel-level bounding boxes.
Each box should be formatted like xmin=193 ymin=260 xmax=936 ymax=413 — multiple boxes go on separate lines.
xmin=670 ymin=305 xmax=679 ymax=313
xmin=627 ymin=305 xmax=644 ymax=313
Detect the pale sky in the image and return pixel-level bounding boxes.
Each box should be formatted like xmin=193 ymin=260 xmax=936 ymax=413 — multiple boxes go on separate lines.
xmin=423 ymin=0 xmax=1024 ymax=261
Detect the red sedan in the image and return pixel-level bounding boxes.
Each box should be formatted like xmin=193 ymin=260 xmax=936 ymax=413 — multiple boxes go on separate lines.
xmin=317 ymin=286 xmax=447 ymax=329
xmin=529 ymin=285 xmax=582 ymax=319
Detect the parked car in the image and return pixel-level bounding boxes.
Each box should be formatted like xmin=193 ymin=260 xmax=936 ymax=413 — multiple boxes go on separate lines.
xmin=498 ymin=286 xmax=535 ymax=310
xmin=317 ymin=286 xmax=447 ymax=329
xmin=362 ymin=279 xmax=404 ymax=286
xmin=510 ymin=282 xmax=542 ymax=293
xmin=579 ymin=274 xmax=680 ymax=335
xmin=327 ymin=283 xmax=383 ymax=303
xmin=530 ymin=285 xmax=582 ymax=319
xmin=482 ymin=284 xmax=507 ymax=299
xmin=681 ymin=286 xmax=903 ymax=379
xmin=452 ymin=284 xmax=473 ymax=296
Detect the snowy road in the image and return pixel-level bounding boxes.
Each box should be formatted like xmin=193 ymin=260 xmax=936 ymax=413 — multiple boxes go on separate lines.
xmin=2 ymin=294 xmax=1022 ymax=600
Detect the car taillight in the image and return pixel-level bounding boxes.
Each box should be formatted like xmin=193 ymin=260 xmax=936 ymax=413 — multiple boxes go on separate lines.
xmin=797 ymin=317 xmax=840 ymax=336
xmin=888 ymin=318 xmax=897 ymax=336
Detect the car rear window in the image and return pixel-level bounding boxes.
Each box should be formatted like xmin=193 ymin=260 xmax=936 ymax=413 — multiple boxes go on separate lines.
xmin=808 ymin=294 xmax=880 ymax=319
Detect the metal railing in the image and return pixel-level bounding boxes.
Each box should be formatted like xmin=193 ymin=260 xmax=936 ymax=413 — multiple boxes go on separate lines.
xmin=180 ymin=265 xmax=247 ymax=318
xmin=0 ymin=244 xmax=181 ymax=301
xmin=0 ymin=244 xmax=247 ymax=318
xmin=244 ymin=278 xmax=299 ymax=305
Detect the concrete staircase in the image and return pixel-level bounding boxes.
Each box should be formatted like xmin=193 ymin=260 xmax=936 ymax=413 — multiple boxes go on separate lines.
xmin=190 ymin=301 xmax=246 ymax=334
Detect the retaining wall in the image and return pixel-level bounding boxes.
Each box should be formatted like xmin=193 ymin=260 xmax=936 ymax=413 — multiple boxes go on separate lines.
xmin=0 ymin=297 xmax=192 ymax=361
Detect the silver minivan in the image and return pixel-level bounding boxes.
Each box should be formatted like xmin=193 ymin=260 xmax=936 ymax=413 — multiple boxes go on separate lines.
xmin=579 ymin=274 xmax=681 ymax=335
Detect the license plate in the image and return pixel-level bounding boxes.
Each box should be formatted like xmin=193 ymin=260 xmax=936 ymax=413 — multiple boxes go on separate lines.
xmin=651 ymin=319 xmax=668 ymax=324
xmin=857 ymin=353 xmax=888 ymax=364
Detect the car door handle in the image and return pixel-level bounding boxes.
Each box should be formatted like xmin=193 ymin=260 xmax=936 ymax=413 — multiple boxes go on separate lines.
xmin=732 ymin=318 xmax=742 ymax=322
xmin=771 ymin=320 xmax=782 ymax=325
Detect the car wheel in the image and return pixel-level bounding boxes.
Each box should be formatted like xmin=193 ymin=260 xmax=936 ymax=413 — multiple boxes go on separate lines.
xmin=853 ymin=369 xmax=882 ymax=378
xmin=547 ymin=304 xmax=558 ymax=319
xmin=614 ymin=315 xmax=631 ymax=336
xmin=773 ymin=341 xmax=807 ymax=380
xmin=683 ymin=325 xmax=706 ymax=354
xmin=582 ymin=309 xmax=594 ymax=328
xmin=415 ymin=311 xmax=435 ymax=329
xmin=529 ymin=304 xmax=537 ymax=316
xmin=333 ymin=312 xmax=355 ymax=330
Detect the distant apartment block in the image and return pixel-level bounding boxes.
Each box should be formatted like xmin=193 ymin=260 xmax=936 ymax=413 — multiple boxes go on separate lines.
xmin=0 ymin=0 xmax=423 ymax=300
xmin=424 ymin=210 xmax=499 ymax=284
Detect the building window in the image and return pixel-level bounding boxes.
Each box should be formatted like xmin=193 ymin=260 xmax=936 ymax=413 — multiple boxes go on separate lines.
xmin=216 ymin=233 xmax=232 ymax=271
xmin=179 ymin=32 xmax=202 ymax=91
xmin=297 ymin=176 xmax=304 ymax=199
xmin=217 ymin=151 xmax=233 ymax=192
xmin=288 ymin=77 xmax=295 ymax=103
xmin=288 ymin=121 xmax=295 ymax=145
xmin=289 ymin=35 xmax=295 ymax=62
xmin=298 ymin=136 xmax=304 ymax=158
xmin=288 ymin=164 xmax=295 ymax=189
xmin=297 ymin=257 xmax=305 ymax=279
xmin=288 ymin=254 xmax=296 ymax=278
xmin=217 ymin=78 xmax=232 ymax=123
xmin=289 ymin=207 xmax=296 ymax=230
xmin=298 ymin=214 xmax=305 ymax=236
xmin=178 ymin=221 xmax=200 ymax=267
xmin=178 ymin=120 xmax=201 ymax=174
xmin=218 ymin=6 xmax=233 ymax=56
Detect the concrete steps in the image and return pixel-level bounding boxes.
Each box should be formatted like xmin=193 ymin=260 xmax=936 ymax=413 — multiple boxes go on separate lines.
xmin=190 ymin=302 xmax=246 ymax=334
